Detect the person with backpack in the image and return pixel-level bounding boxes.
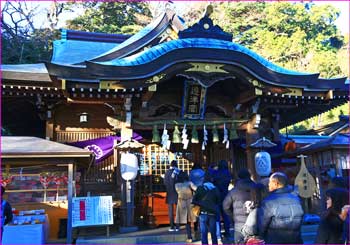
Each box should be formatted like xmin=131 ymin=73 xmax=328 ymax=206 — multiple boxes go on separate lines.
xmin=1 ymin=186 xmax=13 ymax=240
xmin=241 ymin=183 xmax=268 ymax=243
xmin=192 ymin=173 xmax=221 ymax=245
xmin=164 ymin=160 xmax=181 ymax=231
xmin=223 ymin=168 xmax=255 ymax=243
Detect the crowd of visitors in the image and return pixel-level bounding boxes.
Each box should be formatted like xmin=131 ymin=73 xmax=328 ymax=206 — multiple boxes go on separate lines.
xmin=164 ymin=160 xmax=349 ymax=244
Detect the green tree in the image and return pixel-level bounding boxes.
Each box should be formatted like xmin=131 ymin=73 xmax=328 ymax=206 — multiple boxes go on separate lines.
xmin=1 ymin=1 xmax=68 ymax=64
xmin=66 ymin=2 xmax=152 ymax=34
xmin=206 ymin=2 xmax=345 ymax=78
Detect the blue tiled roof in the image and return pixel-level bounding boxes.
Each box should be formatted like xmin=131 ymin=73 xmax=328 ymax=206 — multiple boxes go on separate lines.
xmin=299 ymin=133 xmax=350 ymax=152
xmin=95 ymin=38 xmax=312 ymax=76
xmin=280 ymin=134 xmax=330 ymax=145
xmin=51 ymin=40 xmax=118 ymax=65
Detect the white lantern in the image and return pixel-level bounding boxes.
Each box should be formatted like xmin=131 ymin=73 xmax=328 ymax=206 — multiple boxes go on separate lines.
xmin=255 ymin=151 xmax=271 ymax=177
xmin=120 ymin=153 xmax=138 ymax=181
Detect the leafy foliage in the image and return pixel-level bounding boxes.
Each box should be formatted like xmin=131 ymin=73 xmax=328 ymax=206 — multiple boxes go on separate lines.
xmin=1 ymin=1 xmax=64 ymax=64
xmin=66 ymin=2 xmax=152 ymax=34
xmin=284 ymin=103 xmax=349 ymax=134
xmin=191 ymin=2 xmax=346 ymax=78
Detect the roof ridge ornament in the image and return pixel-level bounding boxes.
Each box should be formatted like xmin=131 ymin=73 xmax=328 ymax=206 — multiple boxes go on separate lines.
xmin=178 ymin=5 xmax=232 ymax=41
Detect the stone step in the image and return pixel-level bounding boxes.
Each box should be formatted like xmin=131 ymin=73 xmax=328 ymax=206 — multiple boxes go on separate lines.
xmin=76 ymin=227 xmax=189 ymax=244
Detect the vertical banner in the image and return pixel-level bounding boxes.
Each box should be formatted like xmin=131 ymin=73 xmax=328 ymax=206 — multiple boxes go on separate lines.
xmin=182 ymin=80 xmax=207 ymax=119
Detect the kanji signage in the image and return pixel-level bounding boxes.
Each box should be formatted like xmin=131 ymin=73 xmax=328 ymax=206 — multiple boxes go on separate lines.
xmin=182 ymin=80 xmax=207 ymax=119
xmin=72 ymin=196 xmax=113 ymax=227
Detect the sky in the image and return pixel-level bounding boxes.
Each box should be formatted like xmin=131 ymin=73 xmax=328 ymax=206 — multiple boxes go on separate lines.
xmin=3 ymin=1 xmax=350 ymax=34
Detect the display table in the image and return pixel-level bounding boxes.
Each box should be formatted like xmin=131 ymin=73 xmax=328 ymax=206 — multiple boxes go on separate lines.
xmin=2 ymin=214 xmax=49 ymax=245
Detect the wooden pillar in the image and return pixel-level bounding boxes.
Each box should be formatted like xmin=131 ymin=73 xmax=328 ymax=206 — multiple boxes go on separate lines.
xmin=45 ymin=108 xmax=54 ymax=140
xmin=272 ymin=113 xmax=281 ymax=142
xmin=114 ymin=140 xmax=122 ymax=200
xmin=245 ymin=116 xmax=260 ymax=181
xmin=66 ymin=162 xmax=74 ymax=244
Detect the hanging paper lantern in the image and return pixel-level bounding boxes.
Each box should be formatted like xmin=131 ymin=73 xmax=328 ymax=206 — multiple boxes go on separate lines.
xmin=222 ymin=123 xmax=229 ymax=149
xmin=191 ymin=125 xmax=199 ymax=143
xmin=212 ymin=125 xmax=219 ymax=143
xmin=152 ymin=125 xmax=160 ymax=143
xmin=182 ymin=124 xmax=189 ymax=149
xmin=255 ymin=151 xmax=271 ymax=177
xmin=284 ymin=141 xmax=297 ymax=152
xmin=172 ymin=125 xmax=181 ymax=143
xmin=229 ymin=123 xmax=238 ymax=140
xmin=120 ymin=152 xmax=139 ymax=181
xmin=202 ymin=125 xmax=208 ymax=150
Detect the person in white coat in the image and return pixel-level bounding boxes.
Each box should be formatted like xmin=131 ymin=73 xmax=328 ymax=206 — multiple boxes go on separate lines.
xmin=175 ymin=171 xmax=197 ymax=243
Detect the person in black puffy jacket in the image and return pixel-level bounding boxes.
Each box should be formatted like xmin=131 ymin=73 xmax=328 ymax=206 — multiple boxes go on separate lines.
xmin=315 ymin=188 xmax=349 ymax=244
xmin=223 ymin=168 xmax=255 ymax=243
xmin=212 ymin=160 xmax=232 ymax=240
xmin=192 ymin=173 xmax=221 ymax=245
xmin=258 ymin=172 xmax=304 ymax=244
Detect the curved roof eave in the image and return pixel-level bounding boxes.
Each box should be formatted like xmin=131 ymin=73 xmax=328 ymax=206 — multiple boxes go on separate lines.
xmin=45 ymin=62 xmax=95 ymax=80
xmin=85 ymin=38 xmax=348 ymax=90
xmin=88 ymin=9 xmax=185 ymax=63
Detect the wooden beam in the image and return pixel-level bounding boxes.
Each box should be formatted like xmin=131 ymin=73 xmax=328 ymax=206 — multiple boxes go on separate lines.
xmin=66 ymin=98 xmax=123 ymax=104
xmin=232 ymin=89 xmax=256 ymax=105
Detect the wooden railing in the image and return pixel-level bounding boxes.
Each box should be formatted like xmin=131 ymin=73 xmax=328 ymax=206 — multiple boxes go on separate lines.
xmin=55 ymin=128 xmax=114 ymax=143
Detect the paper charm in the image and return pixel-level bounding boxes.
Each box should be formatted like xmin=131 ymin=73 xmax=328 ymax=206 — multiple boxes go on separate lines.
xmin=222 ymin=123 xmax=229 ymax=149
xmin=182 ymin=124 xmax=189 ymax=150
xmin=161 ymin=124 xmax=171 ymax=150
xmin=202 ymin=125 xmax=208 ymax=150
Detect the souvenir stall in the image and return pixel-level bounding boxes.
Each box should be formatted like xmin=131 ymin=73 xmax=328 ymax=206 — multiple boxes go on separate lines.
xmin=1 ymin=136 xmax=92 ymax=244
xmin=281 ymin=133 xmax=350 ymax=212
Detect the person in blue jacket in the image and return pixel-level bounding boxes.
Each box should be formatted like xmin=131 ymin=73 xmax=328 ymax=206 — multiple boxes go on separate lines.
xmin=1 ymin=186 xmax=13 ymax=239
xmin=212 ymin=160 xmax=232 ymax=240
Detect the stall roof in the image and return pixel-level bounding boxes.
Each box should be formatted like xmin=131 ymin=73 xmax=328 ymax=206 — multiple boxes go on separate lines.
xmin=1 ymin=137 xmax=92 ymax=167
xmin=296 ymin=133 xmax=350 ymax=153
xmin=1 ymin=63 xmax=51 ymax=82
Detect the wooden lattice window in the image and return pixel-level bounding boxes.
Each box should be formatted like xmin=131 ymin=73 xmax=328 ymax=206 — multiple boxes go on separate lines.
xmin=138 ymin=144 xmax=194 ymax=176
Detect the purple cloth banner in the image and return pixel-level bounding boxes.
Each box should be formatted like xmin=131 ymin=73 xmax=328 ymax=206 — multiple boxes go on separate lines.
xmin=69 ymin=133 xmax=142 ymax=163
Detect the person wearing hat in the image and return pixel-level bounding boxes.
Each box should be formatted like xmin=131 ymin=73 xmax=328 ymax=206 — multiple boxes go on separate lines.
xmin=189 ymin=163 xmax=205 ymax=239
xmin=192 ymin=172 xmax=221 ymax=245
xmin=223 ymin=168 xmax=255 ymax=243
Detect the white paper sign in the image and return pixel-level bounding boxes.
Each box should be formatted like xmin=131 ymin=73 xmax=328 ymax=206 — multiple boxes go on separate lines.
xmin=72 ymin=196 xmax=113 ymax=227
